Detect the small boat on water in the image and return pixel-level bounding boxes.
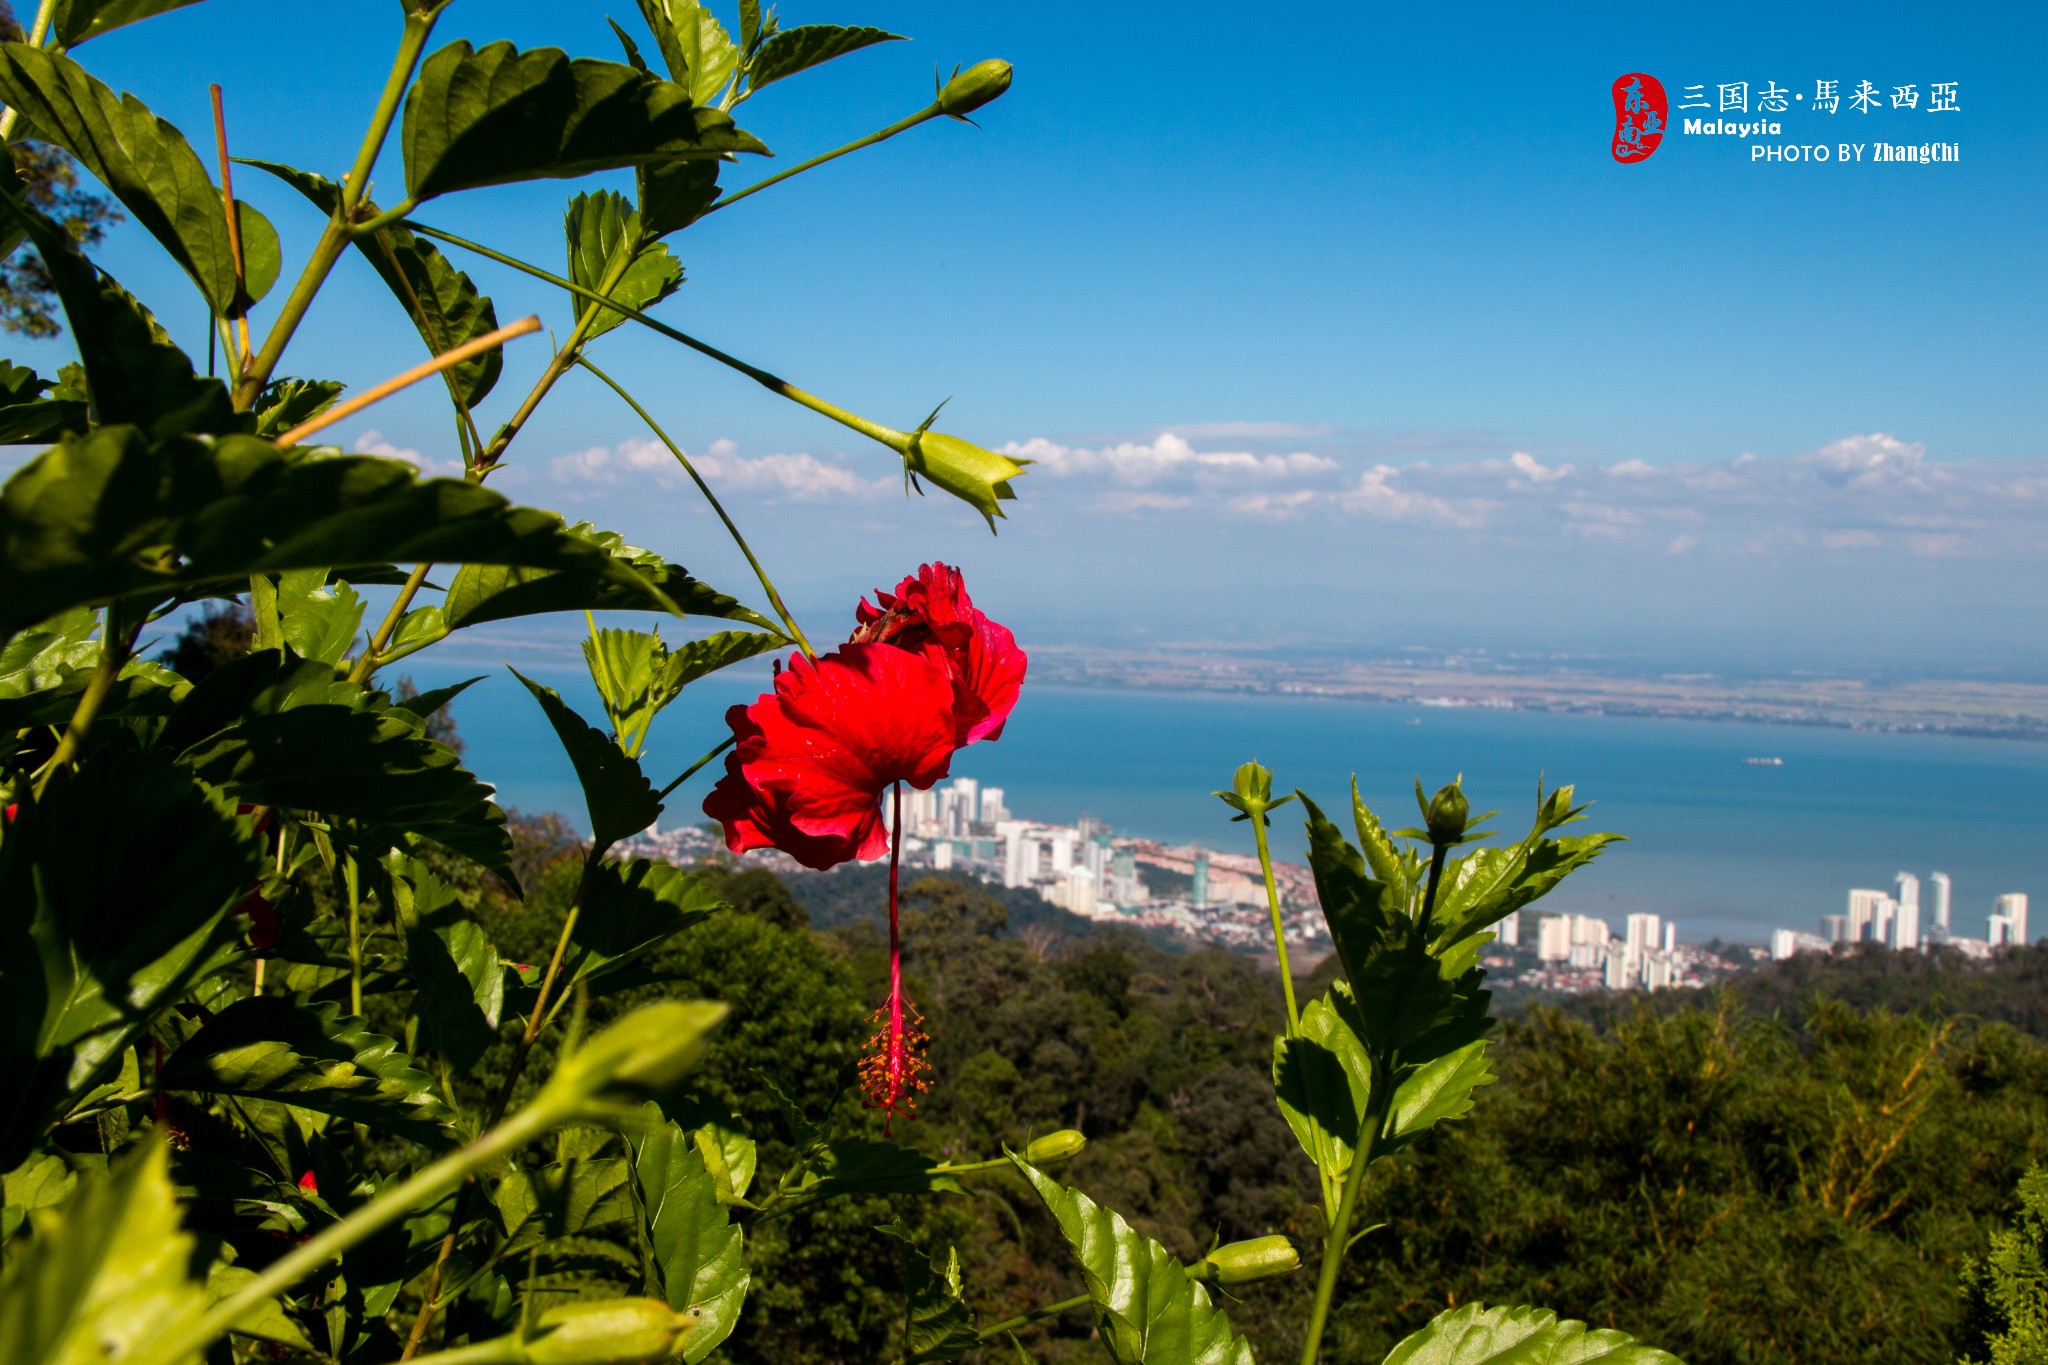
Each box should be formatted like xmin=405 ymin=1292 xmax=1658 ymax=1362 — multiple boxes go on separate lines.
xmin=1743 ymin=756 xmax=1784 ymax=767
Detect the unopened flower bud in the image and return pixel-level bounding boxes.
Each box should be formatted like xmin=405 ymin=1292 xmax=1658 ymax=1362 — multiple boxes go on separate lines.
xmin=903 ymin=430 xmax=1029 ymax=530
xmin=938 ymin=59 xmax=1012 ymax=119
xmin=1422 ymin=779 xmax=1469 ymax=845
xmin=1024 ymin=1129 xmax=1086 ymax=1164
xmin=550 ymin=1000 xmax=727 ymax=1113
xmin=523 ymin=1298 xmax=698 ymax=1364
xmin=1190 ymin=1235 xmax=1301 ymax=1285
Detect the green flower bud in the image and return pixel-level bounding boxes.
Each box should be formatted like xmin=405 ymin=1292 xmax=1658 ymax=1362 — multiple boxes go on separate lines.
xmin=1190 ymin=1236 xmax=1301 ymax=1285
xmin=904 ymin=430 xmax=1030 ymax=530
xmin=1213 ymin=760 xmax=1295 ymax=825
xmin=1024 ymin=1129 xmax=1087 ymax=1164
xmin=524 ymin=1298 xmax=697 ymax=1365
xmin=1420 ymin=778 xmax=1470 ymax=845
xmin=549 ymin=1000 xmax=727 ymax=1115
xmin=938 ymin=59 xmax=1013 ymax=119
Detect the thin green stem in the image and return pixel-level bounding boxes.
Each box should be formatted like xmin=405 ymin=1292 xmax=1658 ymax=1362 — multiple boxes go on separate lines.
xmin=400 ymin=858 xmax=596 ymax=1359
xmin=656 ymin=735 xmax=736 ymax=802
xmin=709 ymin=104 xmax=941 ymax=216
xmin=575 ymin=355 xmax=815 ymax=658
xmin=976 ymin=1293 xmax=1092 ymax=1341
xmin=475 ymin=240 xmax=642 ymax=474
xmin=406 ymin=223 xmax=911 ymax=452
xmin=1251 ymin=815 xmax=1301 ymax=1037
xmin=1298 ymin=1071 xmax=1390 ymax=1365
xmin=35 ymin=611 xmax=142 ymax=795
xmin=235 ymin=9 xmax=439 ymax=407
xmin=343 ymin=855 xmax=365 ymax=1016
xmin=350 ymin=560 xmax=434 ymax=685
xmin=0 ymin=0 xmax=58 ymax=140
xmin=157 ymin=1098 xmax=560 ymax=1365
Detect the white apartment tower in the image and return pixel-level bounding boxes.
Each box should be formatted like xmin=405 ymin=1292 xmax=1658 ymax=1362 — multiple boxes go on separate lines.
xmin=1929 ymin=872 xmax=1953 ymax=935
xmin=1846 ymin=889 xmax=1894 ymax=943
xmin=979 ymin=786 xmax=1008 ymax=826
xmin=1537 ymin=914 xmax=1573 ymax=962
xmin=1497 ymin=911 xmax=1520 ymax=948
xmin=1990 ymin=893 xmax=2030 ymax=947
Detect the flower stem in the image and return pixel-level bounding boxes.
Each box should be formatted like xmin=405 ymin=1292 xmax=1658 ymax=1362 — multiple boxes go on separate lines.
xmin=976 ymin=1294 xmax=1092 ymax=1341
xmin=403 ymin=223 xmax=917 ymax=454
xmin=574 ymin=355 xmax=815 ymax=659
xmin=235 ymin=6 xmax=440 ymax=407
xmin=1297 ymin=1066 xmax=1389 ymax=1365
xmin=656 ymin=734 xmax=736 ymax=802
xmin=33 ymin=611 xmax=137 ymax=795
xmin=707 ymin=104 xmax=942 ymax=217
xmin=0 ymin=0 xmax=58 ymax=139
xmin=1251 ymin=812 xmax=1301 ymax=1037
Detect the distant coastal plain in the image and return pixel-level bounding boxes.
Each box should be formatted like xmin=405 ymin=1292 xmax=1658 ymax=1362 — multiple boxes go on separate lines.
xmin=1028 ymin=644 xmax=2048 ymax=741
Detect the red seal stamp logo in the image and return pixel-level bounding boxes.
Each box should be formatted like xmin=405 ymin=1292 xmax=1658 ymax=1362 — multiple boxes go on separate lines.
xmin=1612 ymin=73 xmax=1667 ymax=163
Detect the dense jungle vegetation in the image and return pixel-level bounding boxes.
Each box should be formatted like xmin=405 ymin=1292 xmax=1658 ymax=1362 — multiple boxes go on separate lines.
xmin=465 ymin=815 xmax=2048 ymax=1365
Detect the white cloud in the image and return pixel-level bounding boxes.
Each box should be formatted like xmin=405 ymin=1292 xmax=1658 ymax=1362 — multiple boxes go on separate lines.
xmin=1510 ymin=451 xmax=1573 ymax=483
xmin=355 ymin=429 xmax=464 ymax=479
xmin=549 ymin=437 xmax=889 ymax=501
xmin=1001 ymin=432 xmax=1337 ymax=486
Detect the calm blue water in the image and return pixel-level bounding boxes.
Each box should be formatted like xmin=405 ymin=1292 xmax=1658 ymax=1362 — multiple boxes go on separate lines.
xmin=408 ymin=658 xmax=2048 ymax=946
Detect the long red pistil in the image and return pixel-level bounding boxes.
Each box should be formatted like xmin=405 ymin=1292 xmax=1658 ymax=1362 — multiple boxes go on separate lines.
xmin=859 ymin=781 xmax=930 ymax=1132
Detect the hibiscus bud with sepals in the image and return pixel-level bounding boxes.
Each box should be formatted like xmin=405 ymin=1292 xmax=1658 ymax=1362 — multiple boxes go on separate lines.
xmin=899 ymin=406 xmax=1030 ymax=531
xmin=937 ymin=59 xmax=1012 ymax=120
xmin=1189 ymin=1235 xmax=1302 ymax=1285
xmin=546 ymin=1000 xmax=727 ymax=1120
xmin=1023 ymin=1129 xmax=1086 ymax=1164
xmin=521 ymin=1298 xmax=700 ymax=1364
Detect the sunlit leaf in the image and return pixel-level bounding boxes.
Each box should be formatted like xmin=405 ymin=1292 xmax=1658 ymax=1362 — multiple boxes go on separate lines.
xmin=250 ymin=377 xmax=345 ymax=440
xmin=393 ymin=856 xmax=504 ymax=1079
xmin=401 ymin=40 xmax=768 ymax=201
xmin=636 ymin=0 xmax=739 ymax=106
xmin=0 ymin=359 xmax=87 ymax=444
xmin=564 ymin=189 xmax=681 ymax=342
xmin=627 ymin=1107 xmax=748 ymax=1363
xmin=50 ymin=0 xmax=206 ymax=47
xmin=0 ymin=1139 xmax=210 ymax=1365
xmin=1379 ymin=1302 xmax=1681 ymax=1364
xmin=158 ymin=994 xmax=458 ymax=1147
xmin=1009 ymin=1156 xmax=1253 ymax=1365
xmin=1382 ymin=1039 xmax=1493 ymax=1151
xmin=746 ymin=24 xmax=902 ymax=93
xmin=441 ymin=524 xmax=773 ymax=634
xmin=1273 ymin=984 xmax=1372 ymax=1218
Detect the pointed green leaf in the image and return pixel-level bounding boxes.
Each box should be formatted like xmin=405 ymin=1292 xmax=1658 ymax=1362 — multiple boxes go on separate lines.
xmin=658 ymin=1092 xmax=756 ymax=1204
xmin=636 ymin=0 xmax=739 ymax=106
xmin=1380 ymin=1302 xmax=1681 ymax=1364
xmin=566 ymin=859 xmax=722 ymax=987
xmin=393 ymin=857 xmax=504 ymax=1079
xmin=747 ymin=24 xmax=903 ymax=93
xmin=0 ymin=606 xmax=98 ymax=698
xmin=636 ymin=155 xmax=721 ymax=237
xmin=242 ymin=160 xmax=505 ymax=408
xmin=158 ymin=994 xmax=458 ymax=1146
xmin=1431 ymin=831 xmax=1624 ymax=952
xmin=1008 ymin=1156 xmax=1253 ymax=1365
xmin=401 ymin=40 xmax=768 ymax=201
xmin=495 ymin=1155 xmax=636 ymax=1257
xmin=273 ymin=569 xmax=364 ymax=666
xmin=565 ymin=189 xmax=682 ymax=341
xmin=441 ymin=524 xmax=772 ymax=633
xmin=0 ymin=185 xmax=237 ymax=439
xmin=0 ymin=746 xmax=253 ymax=1167
xmin=250 ymin=377 xmax=345 ymax=439
xmin=50 ymin=0 xmax=206 ymax=47
xmin=1351 ymin=777 xmax=1417 ymax=908
xmin=877 ymin=1224 xmax=978 ymax=1364
xmin=0 ymin=431 xmax=667 ymax=642
xmin=511 ymin=669 xmax=661 ymax=848
xmin=627 ymin=1108 xmax=748 ymax=1363
xmin=0 ymin=1139 xmax=210 ymax=1365
xmin=0 ymin=44 xmax=241 ymax=313
xmin=1382 ymin=1039 xmax=1493 ymax=1151
xmin=1273 ymin=984 xmax=1373 ymax=1217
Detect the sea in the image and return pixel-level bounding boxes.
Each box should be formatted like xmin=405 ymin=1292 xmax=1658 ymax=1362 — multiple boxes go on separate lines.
xmin=408 ymin=657 xmax=2048 ymax=947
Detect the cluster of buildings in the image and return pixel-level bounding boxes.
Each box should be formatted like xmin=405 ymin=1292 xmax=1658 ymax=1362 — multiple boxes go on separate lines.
xmin=1769 ymin=871 xmax=2031 ymax=960
xmin=1495 ymin=910 xmax=1718 ymax=993
xmin=898 ymin=777 xmax=1326 ymax=949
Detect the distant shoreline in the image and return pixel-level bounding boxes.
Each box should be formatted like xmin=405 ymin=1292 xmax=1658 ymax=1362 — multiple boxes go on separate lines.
xmin=1025 ymin=648 xmax=2048 ymax=744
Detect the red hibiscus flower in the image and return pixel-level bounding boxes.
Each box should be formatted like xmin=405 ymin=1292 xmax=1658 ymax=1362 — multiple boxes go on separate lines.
xmin=703 ymin=643 xmax=958 ymax=872
xmin=853 ymin=562 xmax=1026 ymax=747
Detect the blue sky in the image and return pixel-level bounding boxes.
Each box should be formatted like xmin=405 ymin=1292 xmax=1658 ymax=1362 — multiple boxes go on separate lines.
xmin=9 ymin=1 xmax=2046 ymax=671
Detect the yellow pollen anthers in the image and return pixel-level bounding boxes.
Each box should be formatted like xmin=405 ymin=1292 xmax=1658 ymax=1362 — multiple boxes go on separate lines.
xmin=858 ymin=994 xmax=933 ymax=1127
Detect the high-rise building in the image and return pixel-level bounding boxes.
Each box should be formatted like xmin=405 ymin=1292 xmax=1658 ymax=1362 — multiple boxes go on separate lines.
xmin=1497 ymin=911 xmax=1520 ymax=948
xmin=999 ymin=822 xmax=1037 ymax=889
xmin=1603 ymin=946 xmax=1631 ymax=989
xmin=1821 ymin=914 xmax=1848 ymax=943
xmin=1049 ymin=834 xmax=1074 ymax=874
xmin=1662 ymin=922 xmax=1677 ymax=955
xmin=1847 ymin=889 xmax=1892 ymax=943
xmin=1929 ymin=871 xmax=1953 ymax=939
xmin=932 ymin=842 xmax=954 ymax=871
xmin=1110 ymin=849 xmax=1142 ymax=905
xmin=1191 ymin=850 xmax=1210 ymax=906
xmin=979 ymin=786 xmax=1008 ymax=826
xmin=1990 ymin=893 xmax=2030 ymax=946
xmin=1537 ymin=914 xmax=1573 ymax=962
xmin=1889 ymin=886 xmax=1921 ymax=951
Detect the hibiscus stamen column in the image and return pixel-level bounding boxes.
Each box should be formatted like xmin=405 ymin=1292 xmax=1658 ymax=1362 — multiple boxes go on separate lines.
xmin=860 ymin=780 xmax=930 ymax=1133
